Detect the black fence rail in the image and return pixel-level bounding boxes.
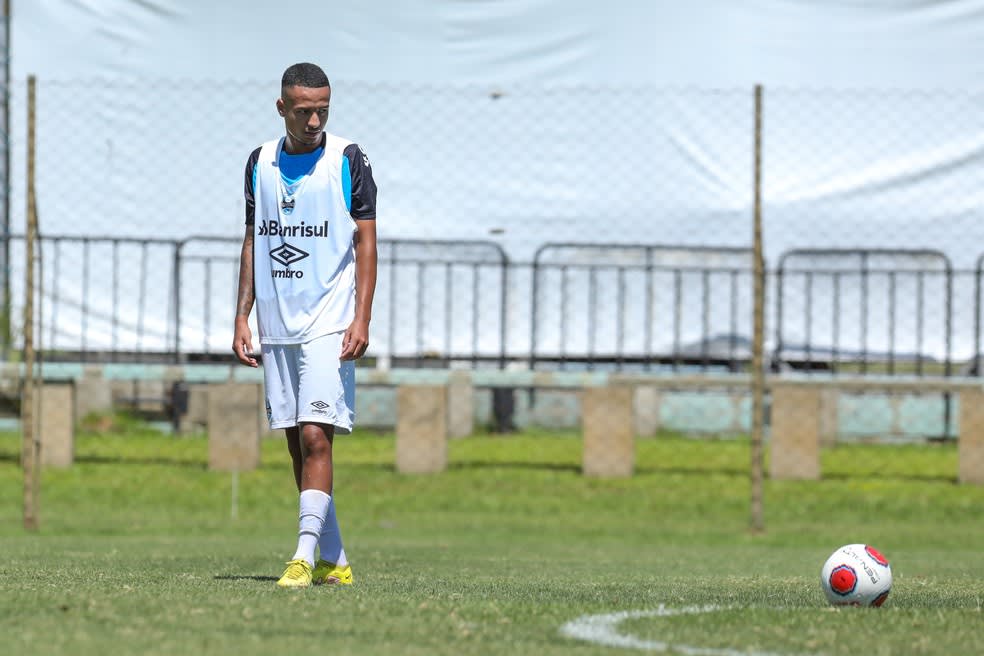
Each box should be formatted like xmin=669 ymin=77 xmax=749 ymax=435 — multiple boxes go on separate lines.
xmin=973 ymin=251 xmax=984 ymax=376
xmin=8 ymin=235 xmax=984 ymax=375
xmin=23 ymin=235 xmax=183 ymax=361
xmin=774 ymin=249 xmax=955 ymax=376
xmin=529 ymin=243 xmax=754 ymax=371
xmin=378 ymin=240 xmax=509 ymax=367
xmin=7 ymin=234 xmax=515 ymax=366
xmin=173 ymin=236 xmax=242 ymax=360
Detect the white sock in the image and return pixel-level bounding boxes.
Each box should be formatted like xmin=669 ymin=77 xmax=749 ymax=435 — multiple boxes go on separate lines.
xmin=318 ymin=498 xmax=348 ymax=567
xmin=291 ymin=489 xmax=331 ymax=568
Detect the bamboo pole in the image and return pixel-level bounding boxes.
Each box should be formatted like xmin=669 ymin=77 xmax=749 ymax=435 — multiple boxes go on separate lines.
xmin=22 ymin=75 xmax=38 ymax=530
xmin=750 ymin=84 xmax=765 ymax=533
xmin=1 ymin=0 xmax=12 ymax=352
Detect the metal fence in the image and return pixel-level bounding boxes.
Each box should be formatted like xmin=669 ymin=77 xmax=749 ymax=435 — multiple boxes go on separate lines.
xmin=7 ymin=81 xmax=984 ymax=378
xmin=8 ymin=235 xmax=514 ymax=365
xmin=529 ymin=243 xmax=754 ymax=371
xmin=378 ymin=240 xmax=509 ymax=367
xmin=10 ymin=232 xmax=984 ymax=377
xmin=774 ymin=249 xmax=956 ymax=375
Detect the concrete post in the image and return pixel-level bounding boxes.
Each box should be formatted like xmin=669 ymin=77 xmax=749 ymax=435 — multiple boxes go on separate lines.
xmin=396 ymin=385 xmax=448 ymax=473
xmin=583 ymin=386 xmax=634 ymax=477
xmin=207 ymin=383 xmax=261 ymax=471
xmin=819 ymin=388 xmax=840 ymax=447
xmin=958 ymin=386 xmax=984 ymax=485
xmin=447 ymin=370 xmax=474 ymax=439
xmin=633 ymin=385 xmax=661 ymax=437
xmin=178 ymin=384 xmax=210 ymax=434
xmin=75 ymin=365 xmax=112 ymax=422
xmin=769 ymin=383 xmax=821 ymax=480
xmin=39 ymin=382 xmax=75 ymax=468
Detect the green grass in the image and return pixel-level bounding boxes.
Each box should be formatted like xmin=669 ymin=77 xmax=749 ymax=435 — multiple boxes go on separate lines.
xmin=1 ymin=424 xmax=983 ymax=655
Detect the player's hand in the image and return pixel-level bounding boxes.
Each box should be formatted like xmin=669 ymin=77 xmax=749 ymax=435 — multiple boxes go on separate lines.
xmin=340 ymin=318 xmax=370 ymax=361
xmin=233 ymin=318 xmax=258 ymax=367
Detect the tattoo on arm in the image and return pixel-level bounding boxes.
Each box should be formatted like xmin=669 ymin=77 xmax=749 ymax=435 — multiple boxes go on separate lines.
xmin=236 ymin=229 xmax=255 ymax=318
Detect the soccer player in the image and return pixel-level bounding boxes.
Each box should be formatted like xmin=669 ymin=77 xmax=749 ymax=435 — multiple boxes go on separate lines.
xmin=233 ymin=62 xmax=378 ymax=588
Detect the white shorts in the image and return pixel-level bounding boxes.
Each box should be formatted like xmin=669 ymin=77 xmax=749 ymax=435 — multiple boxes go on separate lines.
xmin=260 ymin=331 xmax=355 ymax=433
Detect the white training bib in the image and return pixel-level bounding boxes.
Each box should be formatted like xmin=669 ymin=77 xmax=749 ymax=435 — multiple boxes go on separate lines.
xmin=253 ymin=135 xmax=358 ymax=344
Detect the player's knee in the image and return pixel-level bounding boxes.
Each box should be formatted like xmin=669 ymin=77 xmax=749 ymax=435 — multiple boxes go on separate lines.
xmin=300 ymin=424 xmax=333 ymax=456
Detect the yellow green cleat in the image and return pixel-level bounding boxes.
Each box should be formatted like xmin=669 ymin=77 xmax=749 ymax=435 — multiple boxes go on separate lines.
xmin=312 ymin=559 xmax=353 ymax=585
xmin=276 ymin=559 xmax=313 ymax=588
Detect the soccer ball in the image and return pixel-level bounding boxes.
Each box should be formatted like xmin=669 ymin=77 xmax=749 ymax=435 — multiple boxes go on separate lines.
xmin=820 ymin=543 xmax=892 ymax=607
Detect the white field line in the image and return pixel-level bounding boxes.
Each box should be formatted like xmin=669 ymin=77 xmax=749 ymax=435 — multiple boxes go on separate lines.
xmin=559 ymin=605 xmax=813 ymax=656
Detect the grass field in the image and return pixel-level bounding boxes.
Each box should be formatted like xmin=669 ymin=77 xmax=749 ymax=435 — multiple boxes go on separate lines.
xmin=2 ymin=418 xmax=983 ymax=655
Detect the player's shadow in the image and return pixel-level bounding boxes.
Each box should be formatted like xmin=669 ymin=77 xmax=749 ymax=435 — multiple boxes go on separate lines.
xmin=214 ymin=575 xmax=279 ymax=582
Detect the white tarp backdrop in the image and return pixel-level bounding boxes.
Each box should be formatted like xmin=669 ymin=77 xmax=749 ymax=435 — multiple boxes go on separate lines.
xmin=15 ymin=1 xmax=984 ymax=87
xmin=10 ymin=1 xmax=984 ymax=360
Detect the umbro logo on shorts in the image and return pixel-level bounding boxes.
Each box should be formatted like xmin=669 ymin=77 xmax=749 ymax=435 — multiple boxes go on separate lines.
xmin=311 ymin=401 xmax=331 ymax=410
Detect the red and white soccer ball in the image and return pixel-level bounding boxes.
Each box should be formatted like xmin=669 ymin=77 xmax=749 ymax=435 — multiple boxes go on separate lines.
xmin=820 ymin=544 xmax=892 ymax=607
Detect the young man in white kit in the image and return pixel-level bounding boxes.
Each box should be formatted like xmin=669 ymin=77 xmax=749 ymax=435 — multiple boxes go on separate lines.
xmin=233 ymin=62 xmax=378 ymax=588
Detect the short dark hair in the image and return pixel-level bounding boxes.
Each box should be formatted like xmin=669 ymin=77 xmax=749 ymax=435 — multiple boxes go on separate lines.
xmin=281 ymin=63 xmax=330 ymax=92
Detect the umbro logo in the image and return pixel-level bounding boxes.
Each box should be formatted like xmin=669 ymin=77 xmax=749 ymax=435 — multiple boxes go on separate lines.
xmin=311 ymin=401 xmax=330 ymax=410
xmin=270 ymin=243 xmax=309 ymax=267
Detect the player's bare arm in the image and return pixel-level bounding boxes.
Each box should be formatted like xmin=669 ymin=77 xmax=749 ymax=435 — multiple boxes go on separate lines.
xmin=340 ymin=219 xmax=377 ymax=361
xmin=233 ymin=226 xmax=258 ymax=367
